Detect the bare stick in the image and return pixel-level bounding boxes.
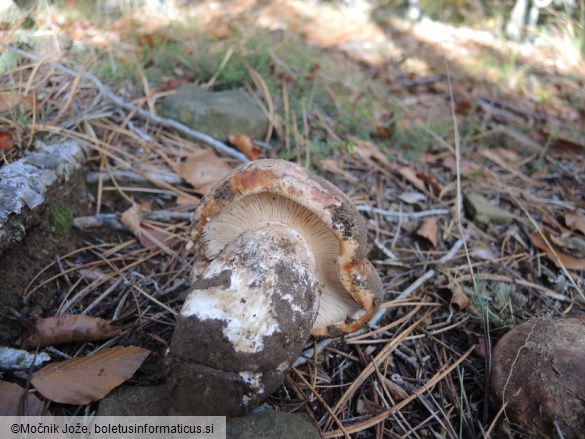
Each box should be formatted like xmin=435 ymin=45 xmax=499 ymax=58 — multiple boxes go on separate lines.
xmin=74 ymin=210 xmax=193 ymax=231
xmin=357 ymin=205 xmax=450 ymax=219
xmin=85 ymin=169 xmax=183 ymax=185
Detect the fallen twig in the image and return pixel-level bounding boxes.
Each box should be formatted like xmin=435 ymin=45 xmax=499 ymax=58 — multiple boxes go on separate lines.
xmin=357 ymin=205 xmax=450 ymax=219
xmin=85 ymin=169 xmax=183 ymax=185
xmin=74 ymin=210 xmax=193 ymax=231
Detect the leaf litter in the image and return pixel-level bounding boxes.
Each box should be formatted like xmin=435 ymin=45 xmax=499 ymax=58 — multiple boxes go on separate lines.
xmin=31 ymin=346 xmax=150 ymax=405
xmin=19 ymin=314 xmax=121 ymax=350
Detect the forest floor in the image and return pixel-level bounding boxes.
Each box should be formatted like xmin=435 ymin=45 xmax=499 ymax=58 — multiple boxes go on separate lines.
xmin=1 ymin=0 xmax=584 ymax=437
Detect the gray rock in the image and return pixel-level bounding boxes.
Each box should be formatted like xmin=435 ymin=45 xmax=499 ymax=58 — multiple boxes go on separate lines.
xmin=98 ymin=385 xmax=169 ymax=416
xmin=158 ymin=85 xmax=269 ymax=141
xmin=463 ymin=192 xmax=514 ymax=226
xmin=227 ymin=410 xmax=320 ymax=439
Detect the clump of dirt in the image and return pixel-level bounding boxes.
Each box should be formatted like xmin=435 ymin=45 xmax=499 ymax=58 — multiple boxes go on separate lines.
xmin=0 ymin=171 xmax=92 ymax=346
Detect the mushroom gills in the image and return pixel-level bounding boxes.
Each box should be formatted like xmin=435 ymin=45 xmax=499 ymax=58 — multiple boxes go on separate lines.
xmin=199 ymin=192 xmax=365 ymax=328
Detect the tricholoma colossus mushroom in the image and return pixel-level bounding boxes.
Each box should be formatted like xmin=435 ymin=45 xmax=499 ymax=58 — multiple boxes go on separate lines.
xmin=490 ymin=315 xmax=585 ymax=438
xmin=168 ymin=159 xmax=383 ymax=416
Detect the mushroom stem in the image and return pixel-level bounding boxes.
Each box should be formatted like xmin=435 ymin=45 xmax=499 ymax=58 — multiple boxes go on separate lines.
xmin=168 ymin=223 xmax=321 ymax=415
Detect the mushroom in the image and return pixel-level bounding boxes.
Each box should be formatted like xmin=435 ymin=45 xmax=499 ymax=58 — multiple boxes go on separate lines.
xmin=167 ymin=159 xmax=383 ymax=416
xmin=490 ymin=315 xmax=585 ymax=438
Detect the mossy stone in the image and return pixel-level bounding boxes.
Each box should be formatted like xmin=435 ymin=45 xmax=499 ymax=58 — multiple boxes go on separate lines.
xmin=158 ymin=84 xmax=269 ymax=141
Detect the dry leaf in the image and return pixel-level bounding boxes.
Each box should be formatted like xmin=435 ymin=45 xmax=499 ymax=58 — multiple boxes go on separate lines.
xmin=442 ymin=156 xmax=480 ymax=175
xmin=121 ymin=204 xmax=173 ymax=249
xmin=417 ymin=217 xmax=438 ymax=247
xmin=375 ymin=112 xmax=394 ymax=140
xmin=565 ymin=213 xmax=585 ymax=236
xmin=31 ymin=346 xmax=150 ymax=405
xmin=531 ymin=230 xmax=585 ymax=270
xmin=0 ymin=130 xmax=13 ymax=151
xmin=0 ymin=93 xmax=21 ymax=113
xmin=228 ymin=134 xmax=262 ymax=160
xmin=549 ymin=135 xmax=585 ymax=157
xmin=0 ymin=91 xmax=33 ymax=113
xmin=416 ymin=171 xmax=443 ymax=195
xmin=121 ymin=204 xmax=143 ymax=237
xmin=139 ymin=224 xmax=173 ymax=249
xmin=474 ymin=336 xmax=487 ymax=358
xmin=352 ymin=139 xmax=392 ymax=169
xmin=397 ymin=166 xmax=426 ymax=192
xmin=548 ymin=233 xmax=568 ymax=248
xmin=20 ymin=315 xmax=121 ymax=349
xmin=172 ymin=149 xmax=233 ymax=195
xmin=450 ymin=285 xmax=469 ymax=311
xmin=381 ymin=376 xmax=409 ymax=401
xmin=455 ymin=99 xmax=474 ymax=115
xmin=356 ymin=397 xmax=387 ymax=415
xmin=375 ymin=124 xmax=392 ymax=140
xmin=175 ymin=194 xmax=199 ymax=209
xmin=492 ymin=147 xmax=520 ymax=163
xmin=0 ymin=380 xmax=46 ymax=416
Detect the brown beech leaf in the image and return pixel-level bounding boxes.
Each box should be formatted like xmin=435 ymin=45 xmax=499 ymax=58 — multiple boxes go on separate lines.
xmin=474 ymin=336 xmax=487 ymax=358
xmin=120 ymin=203 xmax=143 ymax=237
xmin=0 ymin=91 xmax=33 ymax=113
xmin=121 ymin=204 xmax=173 ymax=249
xmin=397 ymin=166 xmax=426 ymax=192
xmin=228 ymin=134 xmax=262 ymax=161
xmin=416 ymin=171 xmax=443 ymax=195
xmin=492 ymin=147 xmax=520 ymax=163
xmin=417 ymin=217 xmax=438 ymax=247
xmin=352 ymin=139 xmax=392 ymax=169
xmin=531 ymin=230 xmax=585 ymax=270
xmin=175 ymin=194 xmax=199 ymax=209
xmin=549 ymin=135 xmax=585 ymax=157
xmin=450 ymin=284 xmax=469 ymax=311
xmin=442 ymin=156 xmax=481 ymax=176
xmin=138 ymin=224 xmax=173 ymax=249
xmin=31 ymin=346 xmax=150 ymax=405
xmin=0 ymin=93 xmax=21 ymax=112
xmin=381 ymin=376 xmax=409 ymax=401
xmin=171 ymin=149 xmax=233 ymax=195
xmin=0 ymin=130 xmax=13 ymax=151
xmin=565 ymin=213 xmax=585 ymax=236
xmin=357 ymin=397 xmax=387 ymax=416
xmin=20 ymin=315 xmax=121 ymax=349
xmin=0 ymin=380 xmax=46 ymax=416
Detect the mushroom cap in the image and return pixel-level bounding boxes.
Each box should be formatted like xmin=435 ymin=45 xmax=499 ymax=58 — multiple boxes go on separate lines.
xmin=190 ymin=159 xmax=383 ymax=337
xmin=490 ymin=315 xmax=585 ymax=438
